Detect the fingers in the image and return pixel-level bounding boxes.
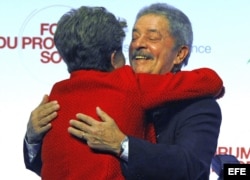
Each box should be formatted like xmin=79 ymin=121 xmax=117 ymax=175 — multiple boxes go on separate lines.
xmin=39 ymin=94 xmax=49 ymax=105
xmin=68 ymin=112 xmax=100 ymax=143
xmin=26 ymin=96 xmax=59 ymax=143
xmin=68 ymin=112 xmax=102 ymax=141
xmin=40 ymin=101 xmax=60 ymax=119
xmin=96 ymin=106 xmax=113 ymax=122
xmin=37 ymin=123 xmax=52 ymax=135
xmin=69 ymin=119 xmax=93 ymax=134
xmin=68 ymin=123 xmax=92 ymax=143
xmin=68 ymin=126 xmax=84 ymax=140
xmin=76 ymin=113 xmax=96 ymax=126
xmin=73 ymin=106 xmax=112 ymax=126
xmin=31 ymin=100 xmax=59 ymax=126
xmin=68 ymin=123 xmax=99 ymax=149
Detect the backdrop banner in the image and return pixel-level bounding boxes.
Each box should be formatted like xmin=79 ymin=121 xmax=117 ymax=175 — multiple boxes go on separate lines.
xmin=1 ymin=1 xmax=249 ymax=179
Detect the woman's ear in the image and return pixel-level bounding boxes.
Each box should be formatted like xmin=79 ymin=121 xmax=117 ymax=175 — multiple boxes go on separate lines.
xmin=111 ymin=51 xmax=125 ymax=69
xmin=111 ymin=51 xmax=116 ymax=68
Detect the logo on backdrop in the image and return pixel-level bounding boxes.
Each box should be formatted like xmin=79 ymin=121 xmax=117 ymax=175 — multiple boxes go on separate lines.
xmin=0 ymin=5 xmax=73 ymax=85
xmin=216 ymin=146 xmax=250 ymax=164
xmin=191 ymin=45 xmax=212 ymax=54
xmin=18 ymin=5 xmax=74 ymax=63
xmin=21 ymin=22 xmax=60 ymax=63
xmin=0 ymin=5 xmax=130 ymax=85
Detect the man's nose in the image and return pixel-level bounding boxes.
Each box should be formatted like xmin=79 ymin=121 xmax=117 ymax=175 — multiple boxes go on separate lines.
xmin=133 ymin=36 xmax=147 ymax=49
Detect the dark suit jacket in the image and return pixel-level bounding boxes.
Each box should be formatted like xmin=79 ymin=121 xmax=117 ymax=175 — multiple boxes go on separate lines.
xmin=121 ymin=97 xmax=222 ymax=180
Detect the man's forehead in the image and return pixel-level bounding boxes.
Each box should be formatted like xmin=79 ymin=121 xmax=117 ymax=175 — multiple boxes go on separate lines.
xmin=133 ymin=15 xmax=169 ymax=32
xmin=132 ymin=25 xmax=169 ymax=38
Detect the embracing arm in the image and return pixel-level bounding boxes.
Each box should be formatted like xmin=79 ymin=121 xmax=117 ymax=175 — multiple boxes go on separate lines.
xmin=23 ymin=95 xmax=59 ymax=176
xmin=137 ymin=68 xmax=224 ymax=108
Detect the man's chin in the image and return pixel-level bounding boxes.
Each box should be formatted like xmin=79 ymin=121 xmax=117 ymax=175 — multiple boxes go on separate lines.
xmin=131 ymin=60 xmax=152 ymax=73
xmin=132 ymin=66 xmax=150 ymax=74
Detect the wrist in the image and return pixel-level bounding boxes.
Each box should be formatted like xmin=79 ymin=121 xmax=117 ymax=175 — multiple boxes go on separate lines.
xmin=117 ymin=136 xmax=128 ymax=157
xmin=25 ymin=133 xmax=40 ymax=144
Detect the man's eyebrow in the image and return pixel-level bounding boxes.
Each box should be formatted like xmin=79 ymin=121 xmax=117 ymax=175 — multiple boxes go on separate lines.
xmin=147 ymin=29 xmax=158 ymax=33
xmin=132 ymin=28 xmax=138 ymax=33
xmin=132 ymin=28 xmax=159 ymax=33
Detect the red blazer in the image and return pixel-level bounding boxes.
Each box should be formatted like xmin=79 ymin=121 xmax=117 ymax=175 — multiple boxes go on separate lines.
xmin=41 ymin=65 xmax=223 ymax=180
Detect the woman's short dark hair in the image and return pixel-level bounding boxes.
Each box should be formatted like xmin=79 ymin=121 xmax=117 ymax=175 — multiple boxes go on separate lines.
xmin=54 ymin=6 xmax=127 ymax=73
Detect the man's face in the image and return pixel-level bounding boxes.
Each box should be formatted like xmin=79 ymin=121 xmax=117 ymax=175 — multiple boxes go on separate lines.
xmin=129 ymin=14 xmax=179 ymax=74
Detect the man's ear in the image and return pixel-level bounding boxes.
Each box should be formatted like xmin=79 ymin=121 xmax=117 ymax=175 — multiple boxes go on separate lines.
xmin=174 ymin=45 xmax=189 ymax=65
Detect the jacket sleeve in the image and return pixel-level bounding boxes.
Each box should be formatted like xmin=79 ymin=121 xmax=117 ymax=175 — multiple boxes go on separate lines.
xmin=122 ymin=98 xmax=222 ymax=180
xmin=136 ymin=68 xmax=224 ymax=109
xmin=23 ymin=139 xmax=42 ymax=176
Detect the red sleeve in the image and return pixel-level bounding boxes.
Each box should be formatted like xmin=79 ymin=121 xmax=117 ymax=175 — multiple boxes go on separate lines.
xmin=136 ymin=68 xmax=224 ymax=109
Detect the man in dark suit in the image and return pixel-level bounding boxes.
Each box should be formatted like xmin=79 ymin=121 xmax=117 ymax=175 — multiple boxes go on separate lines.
xmin=24 ymin=3 xmax=223 ymax=179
